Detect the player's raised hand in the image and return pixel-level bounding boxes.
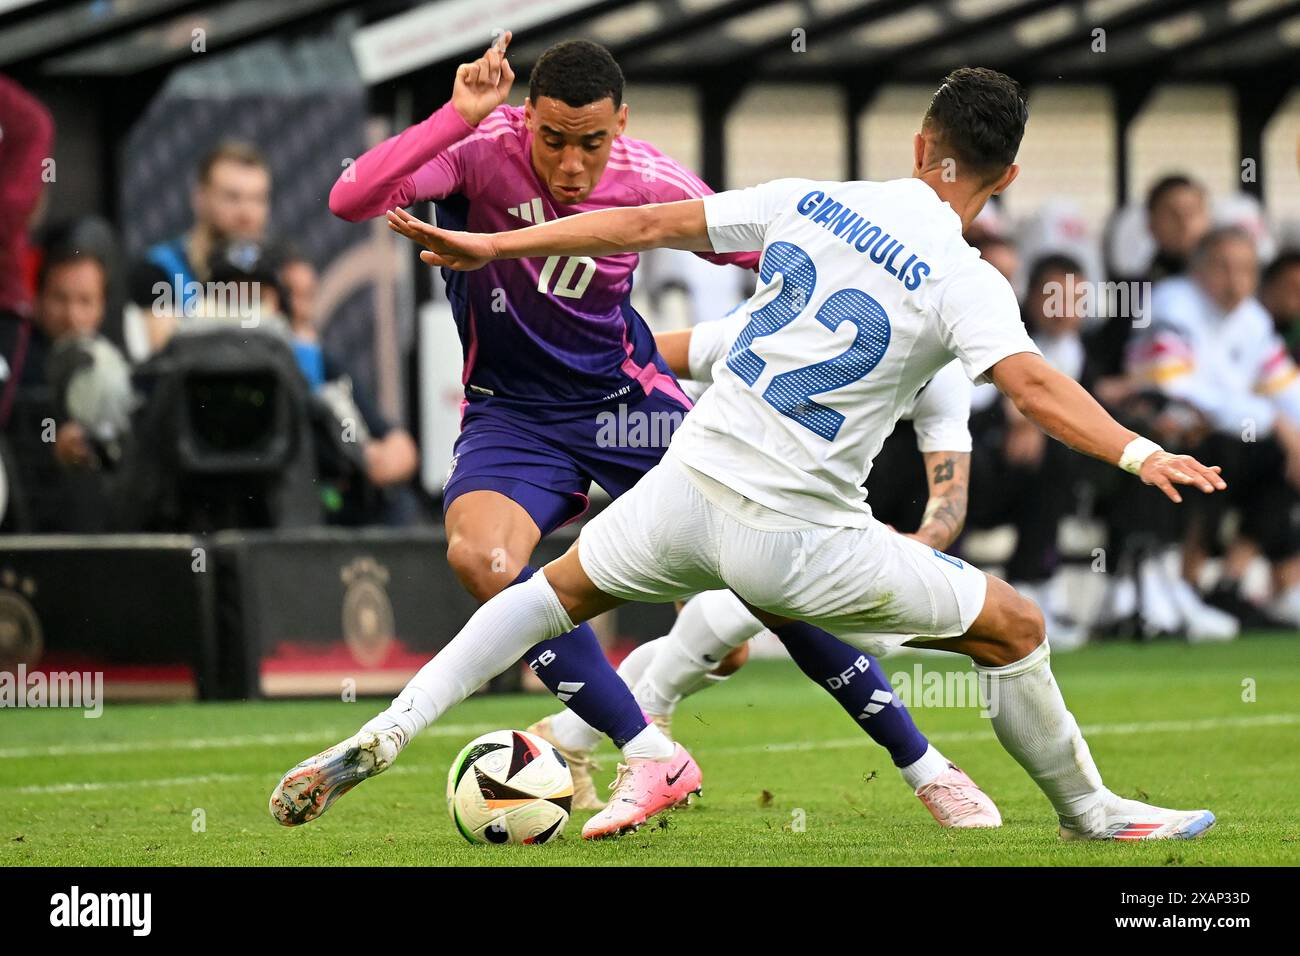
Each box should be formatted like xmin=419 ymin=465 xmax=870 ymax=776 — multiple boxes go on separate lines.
xmin=1138 ymin=451 xmax=1226 ymax=504
xmin=452 ymin=31 xmax=515 ymax=127
xmin=386 ymin=208 xmax=495 ymax=271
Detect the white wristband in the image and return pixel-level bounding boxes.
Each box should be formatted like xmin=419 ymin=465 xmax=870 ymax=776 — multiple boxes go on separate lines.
xmin=1119 ymin=437 xmax=1163 ymax=475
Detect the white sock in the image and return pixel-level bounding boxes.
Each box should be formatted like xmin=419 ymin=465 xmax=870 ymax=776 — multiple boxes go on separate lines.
xmin=362 ymin=572 xmax=573 ymax=739
xmin=620 ymin=723 xmax=675 ymax=760
xmin=615 ymin=637 xmax=661 ymax=689
xmin=899 ymin=744 xmax=951 ymax=790
xmin=975 ymin=641 xmax=1105 ymax=818
xmin=635 ymin=590 xmax=764 ymax=715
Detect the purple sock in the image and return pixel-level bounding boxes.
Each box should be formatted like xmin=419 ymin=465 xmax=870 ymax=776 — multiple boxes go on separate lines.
xmin=774 ymin=622 xmax=929 ymax=768
xmin=512 ymin=566 xmax=649 ymax=749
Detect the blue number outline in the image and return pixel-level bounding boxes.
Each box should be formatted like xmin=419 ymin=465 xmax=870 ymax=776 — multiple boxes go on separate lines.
xmin=725 ymin=242 xmax=892 ymax=440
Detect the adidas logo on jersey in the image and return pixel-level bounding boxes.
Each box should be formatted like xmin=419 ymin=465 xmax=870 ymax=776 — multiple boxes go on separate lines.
xmin=507 ymin=197 xmax=546 ymax=224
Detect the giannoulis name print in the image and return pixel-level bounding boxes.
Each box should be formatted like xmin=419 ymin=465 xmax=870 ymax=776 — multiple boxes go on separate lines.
xmin=49 ymin=886 xmax=151 ymax=936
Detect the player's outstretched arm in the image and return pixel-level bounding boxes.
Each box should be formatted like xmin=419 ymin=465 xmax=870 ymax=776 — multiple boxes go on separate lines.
xmin=989 ymin=352 xmax=1226 ymax=504
xmin=385 ymin=199 xmax=714 ymax=270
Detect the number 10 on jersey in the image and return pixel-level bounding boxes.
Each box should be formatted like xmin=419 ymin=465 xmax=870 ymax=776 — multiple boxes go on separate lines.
xmin=538 ymin=255 xmax=597 ymax=299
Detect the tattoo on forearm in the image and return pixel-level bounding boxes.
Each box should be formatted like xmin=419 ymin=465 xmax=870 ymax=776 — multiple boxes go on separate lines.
xmin=918 ymin=482 xmax=968 ymax=549
xmin=932 ymin=457 xmax=956 ymax=483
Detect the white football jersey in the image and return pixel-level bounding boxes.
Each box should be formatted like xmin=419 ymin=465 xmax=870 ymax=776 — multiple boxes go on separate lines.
xmin=668 ymin=177 xmax=1038 ymax=528
xmin=687 ymin=311 xmax=973 ymax=454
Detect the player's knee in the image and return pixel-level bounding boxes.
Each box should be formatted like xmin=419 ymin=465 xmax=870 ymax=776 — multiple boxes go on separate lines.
xmin=999 ymin=593 xmax=1045 ymax=664
xmin=446 ymin=537 xmax=522 ymax=602
xmin=713 ymin=642 xmax=750 ymax=677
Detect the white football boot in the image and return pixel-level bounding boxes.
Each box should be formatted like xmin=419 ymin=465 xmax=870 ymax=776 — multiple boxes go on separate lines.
xmin=269 ymin=727 xmax=407 ymax=826
xmin=1059 ymin=790 xmax=1215 ymax=841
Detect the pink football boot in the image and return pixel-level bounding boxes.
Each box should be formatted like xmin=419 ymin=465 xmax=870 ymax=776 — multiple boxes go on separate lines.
xmin=581 ymin=743 xmax=702 ymax=839
xmin=915 ymin=763 xmax=1003 ymax=828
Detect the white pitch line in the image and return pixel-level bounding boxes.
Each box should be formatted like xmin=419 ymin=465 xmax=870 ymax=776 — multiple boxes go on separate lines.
xmin=696 ymin=711 xmax=1300 ymax=757
xmin=0 ymin=722 xmax=499 ymax=760
xmin=14 ymin=773 xmax=253 ymax=795
xmin=9 ymin=764 xmax=430 ymax=796
xmin=5 ymin=713 xmax=1297 ymax=797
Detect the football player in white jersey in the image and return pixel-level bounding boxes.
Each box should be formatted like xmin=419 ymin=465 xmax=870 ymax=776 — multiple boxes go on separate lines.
xmin=529 ymin=316 xmax=996 ymax=827
xmin=280 ymin=67 xmax=1225 ymax=842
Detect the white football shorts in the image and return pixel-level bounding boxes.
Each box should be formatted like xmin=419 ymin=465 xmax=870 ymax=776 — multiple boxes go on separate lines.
xmin=577 ymin=454 xmax=989 ymax=657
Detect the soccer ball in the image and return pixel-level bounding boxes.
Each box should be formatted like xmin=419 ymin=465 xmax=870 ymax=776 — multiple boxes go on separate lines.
xmin=446 ymin=730 xmax=573 ymax=845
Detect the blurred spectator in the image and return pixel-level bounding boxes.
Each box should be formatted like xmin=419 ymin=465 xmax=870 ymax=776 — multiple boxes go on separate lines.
xmin=1144 ymin=175 xmax=1211 ymax=283
xmin=1129 ymin=227 xmax=1300 ymax=628
xmin=1 ymin=247 xmax=130 ymax=532
xmin=964 ymin=253 xmax=1094 ymax=647
xmin=1023 ymin=253 xmax=1091 ymax=384
xmin=968 ymin=234 xmax=1020 ymax=414
xmin=0 ymin=76 xmax=54 ymax=449
xmin=1089 ymin=174 xmax=1213 ymax=383
xmin=36 ymin=248 xmax=132 ymax=471
xmin=0 ymin=76 xmax=54 ymax=321
xmin=1262 ymin=250 xmax=1300 ymax=362
xmin=132 ymin=141 xmax=272 ymax=352
xmin=276 ymin=249 xmax=419 ymax=522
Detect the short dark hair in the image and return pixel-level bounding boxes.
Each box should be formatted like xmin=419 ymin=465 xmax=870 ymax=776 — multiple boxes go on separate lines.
xmin=38 ymin=246 xmax=108 ymax=295
xmin=922 ymin=67 xmax=1028 ymax=179
xmin=1262 ymin=249 xmax=1300 ymax=287
xmin=197 ymin=140 xmax=269 ymax=184
xmin=529 ymin=39 xmax=624 ymax=109
xmin=1028 ymin=252 xmax=1084 ymax=292
xmin=1145 ymin=174 xmax=1204 ymax=215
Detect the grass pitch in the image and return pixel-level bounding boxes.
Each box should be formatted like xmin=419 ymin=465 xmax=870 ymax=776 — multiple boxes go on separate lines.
xmin=2 ymin=634 xmax=1297 ymax=866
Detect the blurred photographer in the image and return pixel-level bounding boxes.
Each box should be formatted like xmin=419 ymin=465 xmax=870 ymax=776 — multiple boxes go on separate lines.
xmin=0 ymin=247 xmax=131 ymax=531
xmin=132 ymin=141 xmax=272 ymax=353
xmin=278 ymin=250 xmax=419 ymax=524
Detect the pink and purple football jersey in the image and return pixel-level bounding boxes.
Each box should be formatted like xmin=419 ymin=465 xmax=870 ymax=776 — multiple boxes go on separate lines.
xmin=331 ymin=102 xmax=757 ymax=418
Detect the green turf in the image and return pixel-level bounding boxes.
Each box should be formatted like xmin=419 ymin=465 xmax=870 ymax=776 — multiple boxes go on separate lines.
xmin=2 ymin=634 xmax=1298 ymax=866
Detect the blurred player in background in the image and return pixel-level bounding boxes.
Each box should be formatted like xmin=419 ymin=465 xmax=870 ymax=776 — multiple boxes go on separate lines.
xmin=352 ymin=66 xmax=1224 ymax=842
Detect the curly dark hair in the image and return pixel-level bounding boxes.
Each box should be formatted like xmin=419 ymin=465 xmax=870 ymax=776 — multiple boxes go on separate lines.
xmin=529 ymin=39 xmax=624 ymax=109
xmin=922 ymin=67 xmax=1028 ymax=179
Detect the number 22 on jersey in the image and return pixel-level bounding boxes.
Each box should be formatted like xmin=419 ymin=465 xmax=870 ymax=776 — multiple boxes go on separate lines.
xmin=726 ymin=241 xmax=892 ymax=441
